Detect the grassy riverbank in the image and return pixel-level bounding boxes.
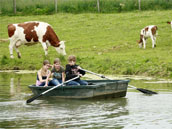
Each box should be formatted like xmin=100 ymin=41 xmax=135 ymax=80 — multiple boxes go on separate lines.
xmin=0 ymin=10 xmax=172 ymax=78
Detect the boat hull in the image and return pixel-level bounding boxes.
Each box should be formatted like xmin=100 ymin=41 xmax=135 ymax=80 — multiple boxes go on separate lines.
xmin=28 ymin=80 xmax=129 ymax=99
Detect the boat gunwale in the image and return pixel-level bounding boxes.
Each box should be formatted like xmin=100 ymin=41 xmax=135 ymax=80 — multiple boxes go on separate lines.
xmin=28 ymin=79 xmax=130 ymax=89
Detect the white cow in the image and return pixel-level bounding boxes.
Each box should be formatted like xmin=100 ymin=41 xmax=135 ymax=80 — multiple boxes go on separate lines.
xmin=138 ymin=25 xmax=158 ymax=49
xmin=8 ymin=21 xmax=66 ymax=58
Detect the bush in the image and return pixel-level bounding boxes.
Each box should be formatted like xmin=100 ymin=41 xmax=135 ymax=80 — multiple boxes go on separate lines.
xmin=1 ymin=0 xmax=172 ymax=15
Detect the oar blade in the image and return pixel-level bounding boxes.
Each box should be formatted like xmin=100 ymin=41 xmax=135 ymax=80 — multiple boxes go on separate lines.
xmin=137 ymin=88 xmax=158 ymax=95
xmin=26 ymin=94 xmax=43 ymax=104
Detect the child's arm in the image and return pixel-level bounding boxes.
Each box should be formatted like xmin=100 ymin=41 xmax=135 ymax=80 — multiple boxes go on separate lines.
xmin=77 ymin=66 xmax=86 ymax=76
xmin=45 ymin=70 xmax=51 ymax=87
xmin=51 ymin=69 xmax=54 ymax=78
xmin=62 ymin=72 xmax=65 ymax=83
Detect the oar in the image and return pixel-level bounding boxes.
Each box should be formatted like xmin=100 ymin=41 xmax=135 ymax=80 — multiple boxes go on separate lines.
xmin=26 ymin=76 xmax=79 ymax=104
xmin=80 ymin=68 xmax=157 ymax=95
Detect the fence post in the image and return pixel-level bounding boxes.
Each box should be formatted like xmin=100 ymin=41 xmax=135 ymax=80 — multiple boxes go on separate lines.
xmin=138 ymin=0 xmax=141 ymax=10
xmin=97 ymin=0 xmax=100 ymax=12
xmin=54 ymin=0 xmax=57 ymax=13
xmin=13 ymin=0 xmax=16 ymax=14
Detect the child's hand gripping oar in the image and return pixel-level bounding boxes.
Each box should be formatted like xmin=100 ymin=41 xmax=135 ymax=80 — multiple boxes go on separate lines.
xmin=26 ymin=76 xmax=79 ymax=104
xmin=80 ymin=68 xmax=157 ymax=95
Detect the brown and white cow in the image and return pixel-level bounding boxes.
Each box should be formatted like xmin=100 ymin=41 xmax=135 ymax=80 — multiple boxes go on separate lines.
xmin=167 ymin=21 xmax=172 ymax=29
xmin=8 ymin=21 xmax=66 ymax=58
xmin=138 ymin=25 xmax=158 ymax=49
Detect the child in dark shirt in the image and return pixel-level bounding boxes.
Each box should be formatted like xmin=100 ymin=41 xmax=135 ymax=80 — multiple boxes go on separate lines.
xmin=65 ymin=55 xmax=88 ymax=86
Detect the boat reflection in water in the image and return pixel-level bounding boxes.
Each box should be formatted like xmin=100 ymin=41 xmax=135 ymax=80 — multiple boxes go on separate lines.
xmin=34 ymin=96 xmax=129 ymax=128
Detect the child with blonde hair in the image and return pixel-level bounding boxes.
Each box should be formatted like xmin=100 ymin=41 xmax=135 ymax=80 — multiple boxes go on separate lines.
xmin=36 ymin=60 xmax=52 ymax=86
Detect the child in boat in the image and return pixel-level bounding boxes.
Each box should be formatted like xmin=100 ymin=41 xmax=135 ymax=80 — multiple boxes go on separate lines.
xmin=65 ymin=55 xmax=88 ymax=86
xmin=51 ymin=58 xmax=65 ymax=84
xmin=36 ymin=60 xmax=58 ymax=87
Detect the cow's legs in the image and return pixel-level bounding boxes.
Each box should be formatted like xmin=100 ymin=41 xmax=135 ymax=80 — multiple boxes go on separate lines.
xmin=14 ymin=40 xmax=22 ymax=58
xmin=153 ymin=36 xmax=156 ymax=47
xmin=9 ymin=38 xmax=21 ymax=58
xmin=142 ymin=38 xmax=146 ymax=49
xmin=9 ymin=40 xmax=16 ymax=58
xmin=14 ymin=46 xmax=21 ymax=58
xmin=41 ymin=42 xmax=48 ymax=56
xmin=151 ymin=35 xmax=155 ymax=48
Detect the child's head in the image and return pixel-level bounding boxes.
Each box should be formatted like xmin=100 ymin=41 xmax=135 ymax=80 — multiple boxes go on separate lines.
xmin=54 ymin=58 xmax=60 ymax=64
xmin=43 ymin=60 xmax=50 ymax=65
xmin=68 ymin=55 xmax=76 ymax=66
xmin=42 ymin=60 xmax=50 ymax=70
xmin=54 ymin=58 xmax=61 ymax=69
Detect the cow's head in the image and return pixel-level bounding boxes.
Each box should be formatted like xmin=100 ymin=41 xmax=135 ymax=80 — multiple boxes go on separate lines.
xmin=55 ymin=41 xmax=66 ymax=56
xmin=138 ymin=34 xmax=143 ymax=48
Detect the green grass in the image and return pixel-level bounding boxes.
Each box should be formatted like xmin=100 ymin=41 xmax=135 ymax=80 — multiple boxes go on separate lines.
xmin=0 ymin=10 xmax=172 ymax=78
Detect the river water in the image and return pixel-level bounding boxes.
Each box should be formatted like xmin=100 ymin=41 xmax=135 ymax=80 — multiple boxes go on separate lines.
xmin=0 ymin=72 xmax=172 ymax=129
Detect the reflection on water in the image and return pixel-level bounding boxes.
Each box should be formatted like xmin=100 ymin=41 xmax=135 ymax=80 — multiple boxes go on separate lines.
xmin=0 ymin=98 xmax=128 ymax=128
xmin=10 ymin=78 xmax=21 ymax=96
xmin=0 ymin=72 xmax=172 ymax=128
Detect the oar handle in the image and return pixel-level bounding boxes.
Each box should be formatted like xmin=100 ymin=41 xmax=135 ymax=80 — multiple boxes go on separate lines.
xmin=81 ymin=69 xmax=136 ymax=88
xmin=42 ymin=76 xmax=79 ymax=95
xmin=80 ymin=68 xmax=111 ymax=80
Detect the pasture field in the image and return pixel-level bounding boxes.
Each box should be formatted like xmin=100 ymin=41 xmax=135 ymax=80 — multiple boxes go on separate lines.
xmin=0 ymin=10 xmax=172 ymax=78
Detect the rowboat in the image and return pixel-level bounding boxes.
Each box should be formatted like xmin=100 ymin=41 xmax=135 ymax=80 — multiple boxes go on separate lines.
xmin=28 ymin=80 xmax=129 ymax=99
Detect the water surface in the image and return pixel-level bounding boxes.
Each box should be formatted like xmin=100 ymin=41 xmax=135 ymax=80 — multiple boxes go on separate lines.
xmin=0 ymin=72 xmax=172 ymax=129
